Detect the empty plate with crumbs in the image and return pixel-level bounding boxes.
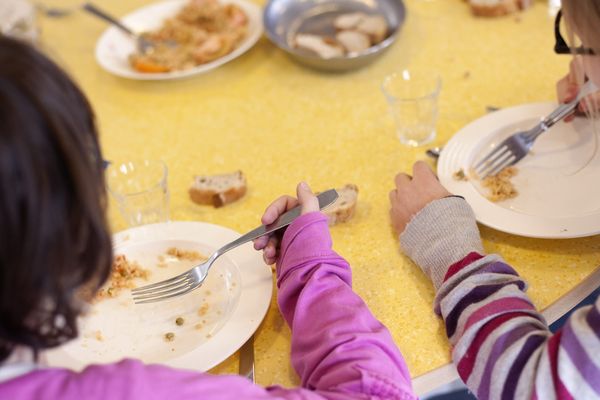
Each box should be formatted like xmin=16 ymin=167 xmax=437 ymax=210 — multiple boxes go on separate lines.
xmin=45 ymin=221 xmax=272 ymax=371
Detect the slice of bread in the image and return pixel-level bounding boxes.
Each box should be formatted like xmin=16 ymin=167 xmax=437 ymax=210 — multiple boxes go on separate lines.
xmin=189 ymin=171 xmax=247 ymax=208
xmin=469 ymin=0 xmax=531 ymax=17
xmin=323 ymin=184 xmax=358 ymax=226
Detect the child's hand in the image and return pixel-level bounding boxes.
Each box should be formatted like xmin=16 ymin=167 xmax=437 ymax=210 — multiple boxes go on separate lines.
xmin=389 ymin=161 xmax=451 ymax=235
xmin=556 ymin=56 xmax=600 ymax=121
xmin=253 ymin=182 xmax=319 ymax=265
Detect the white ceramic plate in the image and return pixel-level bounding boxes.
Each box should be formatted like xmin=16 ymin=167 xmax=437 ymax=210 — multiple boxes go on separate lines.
xmin=438 ymin=102 xmax=600 ymax=239
xmin=95 ymin=0 xmax=263 ymax=80
xmin=46 ymin=221 xmax=272 ymax=371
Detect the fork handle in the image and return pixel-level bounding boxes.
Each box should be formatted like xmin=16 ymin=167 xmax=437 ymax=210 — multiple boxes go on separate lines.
xmin=211 ymin=189 xmax=339 ymax=261
xmin=542 ymin=80 xmax=599 ymax=128
xmin=83 ymin=2 xmax=136 ymax=37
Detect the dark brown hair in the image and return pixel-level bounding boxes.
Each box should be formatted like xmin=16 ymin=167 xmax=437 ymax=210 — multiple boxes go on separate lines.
xmin=0 ymin=37 xmax=112 ymax=361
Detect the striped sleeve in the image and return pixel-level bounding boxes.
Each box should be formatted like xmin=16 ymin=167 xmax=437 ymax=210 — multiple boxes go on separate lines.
xmin=400 ymin=198 xmax=600 ymax=400
xmin=438 ymin=252 xmax=600 ymax=400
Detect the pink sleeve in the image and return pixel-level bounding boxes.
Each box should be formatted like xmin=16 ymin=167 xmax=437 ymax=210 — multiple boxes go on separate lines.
xmin=275 ymin=212 xmax=416 ymax=399
xmin=0 ymin=213 xmax=416 ymax=400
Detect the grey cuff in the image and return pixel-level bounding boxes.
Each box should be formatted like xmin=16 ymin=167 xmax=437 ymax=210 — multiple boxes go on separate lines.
xmin=400 ymin=197 xmax=484 ymax=290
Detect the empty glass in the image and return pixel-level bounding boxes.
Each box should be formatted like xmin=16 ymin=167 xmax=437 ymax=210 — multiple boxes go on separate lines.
xmin=382 ymin=70 xmax=441 ymax=147
xmin=0 ymin=0 xmax=38 ymax=43
xmin=106 ymin=160 xmax=169 ymax=227
xmin=548 ymin=0 xmax=561 ymax=17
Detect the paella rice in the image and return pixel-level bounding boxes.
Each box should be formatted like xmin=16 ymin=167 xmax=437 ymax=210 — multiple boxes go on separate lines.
xmin=130 ymin=0 xmax=248 ymax=73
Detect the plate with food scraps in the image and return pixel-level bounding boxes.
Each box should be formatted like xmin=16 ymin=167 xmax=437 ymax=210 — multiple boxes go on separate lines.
xmin=95 ymin=0 xmax=262 ymax=80
xmin=45 ymin=221 xmax=272 ymax=371
xmin=438 ymin=102 xmax=600 ymax=239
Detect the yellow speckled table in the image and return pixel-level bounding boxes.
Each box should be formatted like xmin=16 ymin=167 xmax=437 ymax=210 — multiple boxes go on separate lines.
xmin=39 ymin=0 xmax=600 ymax=392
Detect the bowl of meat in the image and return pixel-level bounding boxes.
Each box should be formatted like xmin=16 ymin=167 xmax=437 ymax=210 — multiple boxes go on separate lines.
xmin=263 ymin=0 xmax=406 ymax=72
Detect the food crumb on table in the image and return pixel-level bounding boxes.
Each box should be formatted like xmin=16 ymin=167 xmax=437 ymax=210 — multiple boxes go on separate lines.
xmin=175 ymin=317 xmax=185 ymax=326
xmin=165 ymin=332 xmax=175 ymax=342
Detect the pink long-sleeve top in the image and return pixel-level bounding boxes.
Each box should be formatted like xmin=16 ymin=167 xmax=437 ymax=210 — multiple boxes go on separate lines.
xmin=0 ymin=212 xmax=416 ymax=399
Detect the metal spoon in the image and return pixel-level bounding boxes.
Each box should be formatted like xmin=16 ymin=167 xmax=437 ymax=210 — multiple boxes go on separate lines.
xmin=426 ymin=147 xmax=442 ymax=160
xmin=81 ymin=2 xmax=162 ymax=55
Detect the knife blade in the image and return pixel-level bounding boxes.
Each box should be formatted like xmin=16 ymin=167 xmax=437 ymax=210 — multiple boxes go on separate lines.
xmin=238 ymin=335 xmax=255 ymax=383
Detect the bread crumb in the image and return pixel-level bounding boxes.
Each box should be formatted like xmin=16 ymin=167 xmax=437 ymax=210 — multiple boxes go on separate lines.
xmin=482 ymin=167 xmax=518 ymax=202
xmin=166 ymin=247 xmax=205 ymax=262
xmin=452 ymin=169 xmax=469 ymax=181
xmin=94 ymin=255 xmax=149 ymax=301
xmin=198 ymin=303 xmax=209 ymax=316
xmin=165 ymin=332 xmax=175 ymax=342
xmin=175 ymin=317 xmax=184 ymax=326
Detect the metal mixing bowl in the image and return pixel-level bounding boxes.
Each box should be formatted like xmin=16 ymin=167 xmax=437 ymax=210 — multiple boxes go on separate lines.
xmin=263 ymin=0 xmax=406 ymax=72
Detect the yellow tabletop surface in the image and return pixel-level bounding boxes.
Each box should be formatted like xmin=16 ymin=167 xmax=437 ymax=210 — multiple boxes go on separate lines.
xmin=38 ymin=0 xmax=600 ymax=388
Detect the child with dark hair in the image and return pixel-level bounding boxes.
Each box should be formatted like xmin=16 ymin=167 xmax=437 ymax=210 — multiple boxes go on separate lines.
xmin=0 ymin=36 xmax=416 ymax=399
xmin=390 ymin=1 xmax=600 ymax=398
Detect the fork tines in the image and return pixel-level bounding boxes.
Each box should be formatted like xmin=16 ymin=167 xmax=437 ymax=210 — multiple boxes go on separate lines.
xmin=131 ymin=271 xmax=201 ymax=304
xmin=473 ymin=143 xmax=517 ymax=179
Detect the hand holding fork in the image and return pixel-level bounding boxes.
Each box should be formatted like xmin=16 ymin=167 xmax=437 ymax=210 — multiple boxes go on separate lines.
xmin=132 ymin=183 xmax=336 ymax=304
xmin=474 ymin=80 xmax=599 ymax=179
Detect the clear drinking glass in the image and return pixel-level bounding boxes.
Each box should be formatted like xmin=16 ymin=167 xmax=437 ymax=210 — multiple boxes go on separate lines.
xmin=0 ymin=0 xmax=39 ymax=43
xmin=106 ymin=160 xmax=170 ymax=227
xmin=382 ymin=70 xmax=441 ymax=147
xmin=548 ymin=0 xmax=561 ymax=17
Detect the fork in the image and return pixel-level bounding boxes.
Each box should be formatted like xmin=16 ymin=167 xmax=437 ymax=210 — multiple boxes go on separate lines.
xmin=473 ymin=80 xmax=599 ymax=179
xmin=82 ymin=2 xmax=175 ymax=55
xmin=131 ymin=189 xmax=339 ymax=304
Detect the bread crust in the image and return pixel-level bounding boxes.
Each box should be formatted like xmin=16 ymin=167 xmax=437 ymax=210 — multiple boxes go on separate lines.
xmin=188 ymin=171 xmax=247 ymax=208
xmin=325 ymin=184 xmax=358 ymax=226
xmin=469 ymin=0 xmax=531 ymax=17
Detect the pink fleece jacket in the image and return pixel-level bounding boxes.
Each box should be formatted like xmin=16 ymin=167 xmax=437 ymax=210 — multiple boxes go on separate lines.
xmin=0 ymin=212 xmax=415 ymax=399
